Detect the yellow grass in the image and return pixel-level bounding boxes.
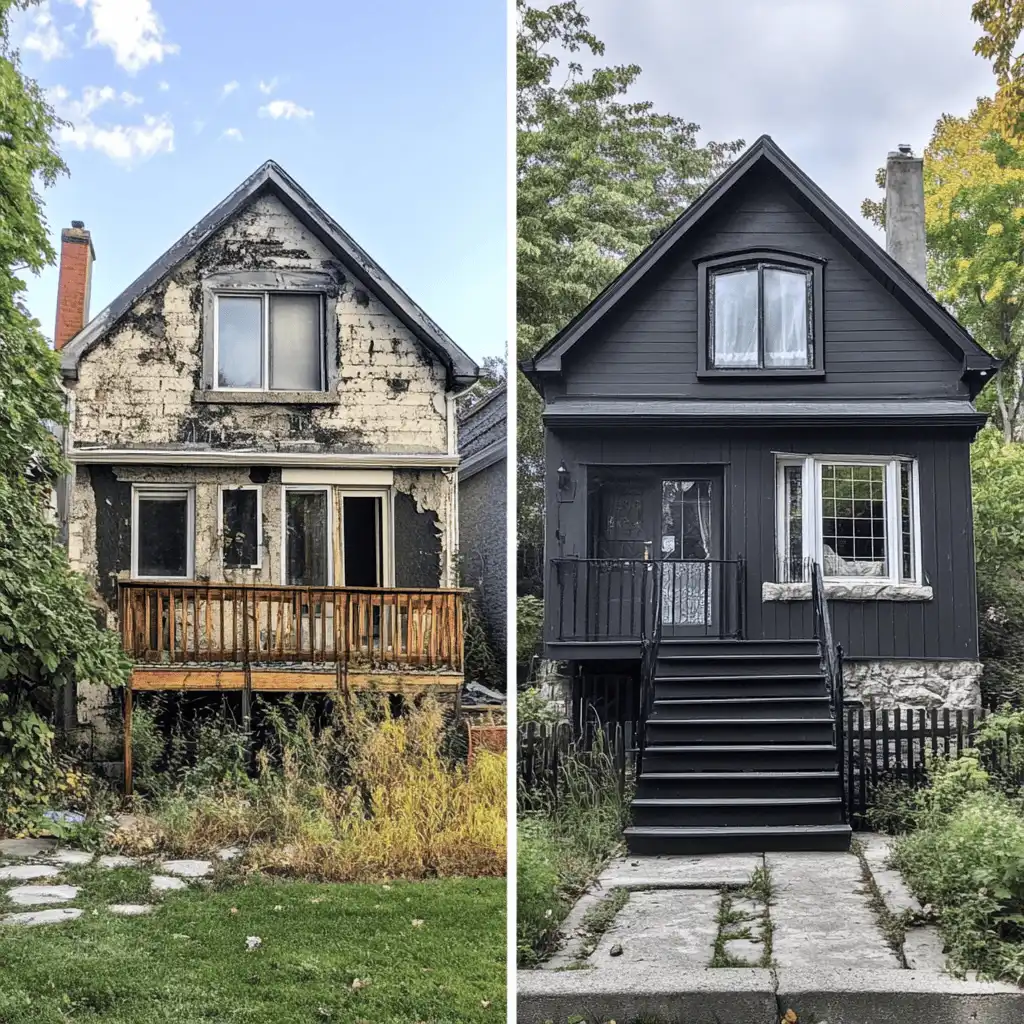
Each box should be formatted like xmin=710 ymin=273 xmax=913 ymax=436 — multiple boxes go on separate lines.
xmin=115 ymin=698 xmax=507 ymax=882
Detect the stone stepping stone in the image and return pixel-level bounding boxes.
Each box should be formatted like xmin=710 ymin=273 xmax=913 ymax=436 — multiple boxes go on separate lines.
xmin=151 ymin=875 xmax=187 ymax=892
xmin=7 ymin=885 xmax=79 ymax=906
xmin=0 ymin=838 xmax=57 ymax=859
xmin=97 ymin=855 xmax=137 ymax=869
xmin=108 ymin=904 xmax=154 ymax=917
xmin=217 ymin=847 xmax=242 ymax=862
xmin=1 ymin=908 xmax=82 ymax=927
xmin=160 ymin=859 xmax=213 ymax=878
xmin=52 ymin=849 xmax=94 ymax=867
xmin=0 ymin=864 xmax=60 ymax=882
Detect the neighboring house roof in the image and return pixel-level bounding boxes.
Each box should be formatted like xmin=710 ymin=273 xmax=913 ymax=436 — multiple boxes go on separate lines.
xmin=522 ymin=135 xmax=1000 ymax=398
xmin=60 ymin=160 xmax=479 ymax=388
xmin=457 ymin=382 xmax=505 ymax=480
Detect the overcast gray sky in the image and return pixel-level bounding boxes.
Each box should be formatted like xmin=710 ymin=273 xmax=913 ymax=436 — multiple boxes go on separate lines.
xmin=583 ymin=0 xmax=995 ymax=240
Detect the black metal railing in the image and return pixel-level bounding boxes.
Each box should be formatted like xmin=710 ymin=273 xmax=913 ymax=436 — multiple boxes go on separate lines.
xmin=551 ymin=557 xmax=745 ymax=642
xmin=810 ymin=561 xmax=847 ymax=823
xmin=636 ymin=560 xmax=663 ymax=776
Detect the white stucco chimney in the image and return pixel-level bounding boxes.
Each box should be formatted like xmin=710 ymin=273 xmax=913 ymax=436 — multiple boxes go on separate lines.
xmin=885 ymin=144 xmax=927 ymax=287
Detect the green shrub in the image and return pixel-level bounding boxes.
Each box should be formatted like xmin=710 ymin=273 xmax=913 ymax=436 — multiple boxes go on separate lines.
xmin=517 ymin=687 xmax=560 ymax=725
xmin=864 ymin=777 xmax=919 ymax=835
xmin=517 ymin=595 xmax=544 ymax=666
xmin=895 ymin=789 xmax=1024 ymax=979
xmin=516 ymin=817 xmax=565 ymax=965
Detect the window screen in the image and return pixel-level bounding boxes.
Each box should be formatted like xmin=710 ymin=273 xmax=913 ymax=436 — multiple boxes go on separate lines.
xmin=222 ymin=489 xmax=259 ymax=569
xmin=137 ymin=490 xmax=190 ymax=578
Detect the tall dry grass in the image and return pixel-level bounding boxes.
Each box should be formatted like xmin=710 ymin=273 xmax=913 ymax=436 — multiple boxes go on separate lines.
xmin=116 ymin=696 xmax=506 ymax=882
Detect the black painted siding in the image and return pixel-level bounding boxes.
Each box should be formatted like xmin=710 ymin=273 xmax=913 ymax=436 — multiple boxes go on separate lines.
xmin=545 ymin=425 xmax=979 ymax=661
xmin=562 ymin=168 xmax=966 ymax=401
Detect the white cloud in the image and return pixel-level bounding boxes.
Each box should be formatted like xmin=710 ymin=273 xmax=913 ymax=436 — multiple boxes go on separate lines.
xmin=221 ymin=80 xmax=239 ymax=98
xmin=258 ymin=99 xmax=313 ymax=121
xmin=258 ymin=77 xmax=278 ymax=95
xmin=77 ymin=0 xmax=179 ymax=73
xmin=22 ymin=1 xmax=67 ymax=61
xmin=221 ymin=127 xmax=243 ymax=142
xmin=50 ymin=84 xmax=173 ymax=166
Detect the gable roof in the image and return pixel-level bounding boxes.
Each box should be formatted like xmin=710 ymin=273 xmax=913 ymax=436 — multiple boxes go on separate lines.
xmin=522 ymin=135 xmax=999 ymax=399
xmin=60 ymin=160 xmax=479 ymax=388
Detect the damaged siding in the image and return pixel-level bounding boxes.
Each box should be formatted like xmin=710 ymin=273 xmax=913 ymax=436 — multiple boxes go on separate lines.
xmin=70 ymin=194 xmax=451 ymax=454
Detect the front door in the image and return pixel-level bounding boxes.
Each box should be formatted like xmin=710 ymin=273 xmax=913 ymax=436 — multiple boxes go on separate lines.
xmin=591 ymin=469 xmax=723 ymax=638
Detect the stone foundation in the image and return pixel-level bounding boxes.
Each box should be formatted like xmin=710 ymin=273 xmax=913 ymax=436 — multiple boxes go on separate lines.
xmin=843 ymin=659 xmax=982 ymax=710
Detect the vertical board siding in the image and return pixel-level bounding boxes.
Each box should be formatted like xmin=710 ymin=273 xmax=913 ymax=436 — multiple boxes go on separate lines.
xmin=545 ymin=424 xmax=979 ymax=660
xmin=562 ymin=173 xmax=966 ymax=401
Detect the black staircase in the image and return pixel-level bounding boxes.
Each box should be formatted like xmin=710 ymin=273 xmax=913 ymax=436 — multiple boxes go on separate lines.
xmin=625 ymin=563 xmax=852 ymax=855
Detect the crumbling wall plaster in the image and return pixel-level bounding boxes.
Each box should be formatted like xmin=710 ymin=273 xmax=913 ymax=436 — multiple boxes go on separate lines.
xmin=71 ymin=194 xmax=450 ymax=454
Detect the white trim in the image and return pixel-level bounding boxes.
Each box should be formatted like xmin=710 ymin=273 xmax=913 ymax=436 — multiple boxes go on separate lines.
xmin=69 ymin=449 xmax=459 ymax=469
xmin=131 ymin=484 xmax=195 ymax=580
xmin=280 ymin=485 xmax=333 ymax=585
xmin=337 ymin=487 xmax=394 ymax=586
xmin=280 ymin=468 xmax=394 ymax=486
xmin=218 ymin=484 xmax=263 ymax=570
xmin=212 ymin=291 xmax=325 ymax=393
xmin=775 ymin=453 xmax=923 ymax=587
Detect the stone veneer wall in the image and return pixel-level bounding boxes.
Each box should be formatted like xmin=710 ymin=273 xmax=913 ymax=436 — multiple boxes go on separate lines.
xmin=843 ymin=659 xmax=982 ymax=709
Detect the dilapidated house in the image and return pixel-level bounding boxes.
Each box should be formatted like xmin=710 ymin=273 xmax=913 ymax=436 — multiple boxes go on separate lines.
xmin=55 ymin=161 xmax=479 ymax=775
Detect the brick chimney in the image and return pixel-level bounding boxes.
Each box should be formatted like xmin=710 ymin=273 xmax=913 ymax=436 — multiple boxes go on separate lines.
xmin=885 ymin=144 xmax=927 ymax=287
xmin=54 ymin=220 xmax=95 ymax=350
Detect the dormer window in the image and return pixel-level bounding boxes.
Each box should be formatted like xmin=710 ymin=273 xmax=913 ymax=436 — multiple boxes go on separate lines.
xmin=696 ymin=251 xmax=825 ymax=377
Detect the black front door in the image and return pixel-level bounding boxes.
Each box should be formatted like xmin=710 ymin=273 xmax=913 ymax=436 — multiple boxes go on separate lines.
xmin=590 ymin=468 xmax=723 ymax=638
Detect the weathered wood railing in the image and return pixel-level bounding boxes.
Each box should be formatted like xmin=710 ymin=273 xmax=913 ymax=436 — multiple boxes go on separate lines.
xmin=118 ymin=582 xmax=466 ymax=672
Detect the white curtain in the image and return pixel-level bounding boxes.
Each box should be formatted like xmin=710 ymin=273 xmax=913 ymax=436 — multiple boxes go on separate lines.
xmin=662 ymin=481 xmax=713 ymax=626
xmin=713 ymin=269 xmax=758 ymax=366
xmin=764 ymin=268 xmax=809 ymax=367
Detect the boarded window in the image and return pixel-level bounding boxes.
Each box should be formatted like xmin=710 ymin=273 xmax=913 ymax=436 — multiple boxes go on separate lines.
xmin=136 ymin=489 xmax=191 ymax=578
xmin=222 ymin=488 xmax=260 ymax=569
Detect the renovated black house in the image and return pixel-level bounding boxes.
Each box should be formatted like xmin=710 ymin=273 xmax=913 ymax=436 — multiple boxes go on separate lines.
xmin=522 ymin=136 xmax=1000 ymax=853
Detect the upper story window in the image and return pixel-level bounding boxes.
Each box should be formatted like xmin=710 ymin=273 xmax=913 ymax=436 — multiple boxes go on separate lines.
xmin=215 ymin=291 xmax=324 ymax=392
xmin=696 ymin=251 xmax=825 ymax=377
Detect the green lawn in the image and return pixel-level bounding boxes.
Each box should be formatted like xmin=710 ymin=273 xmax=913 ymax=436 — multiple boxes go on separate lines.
xmin=0 ymin=868 xmax=506 ymax=1024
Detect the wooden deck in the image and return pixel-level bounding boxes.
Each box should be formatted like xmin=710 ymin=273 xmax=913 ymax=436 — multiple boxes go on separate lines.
xmin=117 ymin=581 xmax=468 ymax=792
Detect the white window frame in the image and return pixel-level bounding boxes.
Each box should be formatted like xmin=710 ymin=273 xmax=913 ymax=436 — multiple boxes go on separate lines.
xmin=212 ymin=291 xmax=325 ymax=393
xmin=281 ymin=485 xmax=334 ymax=585
xmin=131 ymin=484 xmax=195 ymax=580
xmin=775 ymin=454 xmax=922 ymax=586
xmin=337 ymin=487 xmax=394 ymax=587
xmin=218 ymin=484 xmax=263 ymax=571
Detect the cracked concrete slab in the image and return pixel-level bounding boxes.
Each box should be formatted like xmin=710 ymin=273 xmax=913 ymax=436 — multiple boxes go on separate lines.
xmin=902 ymin=925 xmax=948 ymax=973
xmin=6 ymin=885 xmax=78 ymax=906
xmin=591 ymin=888 xmax=721 ymax=969
xmin=51 ymin=849 xmax=95 ymax=867
xmin=0 ymin=864 xmax=60 ymax=882
xmin=0 ymin=839 xmax=57 ymax=859
xmin=598 ymin=853 xmax=762 ymax=889
xmin=1 ymin=908 xmax=83 ymax=927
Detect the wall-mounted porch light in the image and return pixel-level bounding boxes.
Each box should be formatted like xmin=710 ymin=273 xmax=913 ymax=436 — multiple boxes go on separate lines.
xmin=557 ymin=461 xmax=571 ymax=490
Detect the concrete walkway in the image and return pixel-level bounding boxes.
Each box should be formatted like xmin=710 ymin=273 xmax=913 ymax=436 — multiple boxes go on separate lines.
xmin=519 ymin=837 xmax=1024 ymax=1024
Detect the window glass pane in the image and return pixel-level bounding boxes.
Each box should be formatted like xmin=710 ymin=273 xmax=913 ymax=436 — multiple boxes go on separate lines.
xmin=217 ymin=296 xmax=263 ymax=388
xmin=712 ymin=268 xmax=758 ymax=367
xmin=764 ymin=267 xmax=811 ymax=367
xmin=270 ymin=294 xmax=321 ymax=391
xmin=137 ymin=492 xmax=189 ymax=577
xmin=782 ymin=465 xmax=804 ymax=581
xmin=223 ymin=489 xmax=259 ymax=569
xmin=285 ymin=490 xmax=328 ymax=586
xmin=821 ymin=464 xmax=887 ymax=577
xmin=901 ymin=462 xmax=914 ymax=581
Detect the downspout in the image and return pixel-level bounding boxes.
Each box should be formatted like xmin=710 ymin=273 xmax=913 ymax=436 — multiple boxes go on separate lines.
xmin=446 ymin=385 xmax=474 ymax=587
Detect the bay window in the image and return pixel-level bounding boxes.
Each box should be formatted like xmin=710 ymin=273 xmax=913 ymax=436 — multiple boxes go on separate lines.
xmin=776 ymin=455 xmax=920 ymax=585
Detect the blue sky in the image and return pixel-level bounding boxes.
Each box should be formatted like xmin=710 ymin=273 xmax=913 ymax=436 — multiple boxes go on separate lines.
xmin=13 ymin=0 xmax=507 ymax=364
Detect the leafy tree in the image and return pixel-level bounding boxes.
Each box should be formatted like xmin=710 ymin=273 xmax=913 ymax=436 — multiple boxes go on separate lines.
xmin=0 ymin=0 xmax=129 ymax=735
xmin=972 ymin=0 xmax=1024 ymax=137
xmin=516 ymin=0 xmax=743 ymax=593
xmin=862 ymin=99 xmax=1024 ymax=440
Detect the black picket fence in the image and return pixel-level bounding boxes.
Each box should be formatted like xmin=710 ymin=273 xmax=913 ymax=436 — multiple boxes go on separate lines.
xmin=518 ymin=707 xmax=1024 ymax=827
xmin=517 ymin=719 xmax=631 ymax=814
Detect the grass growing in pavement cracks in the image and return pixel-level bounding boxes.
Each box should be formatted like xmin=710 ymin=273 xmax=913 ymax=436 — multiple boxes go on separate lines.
xmin=710 ymin=862 xmax=775 ymax=968
xmin=850 ymin=836 xmax=909 ymax=966
xmin=0 ymin=874 xmax=505 ymax=1024
xmin=576 ymin=886 xmax=630 ymax=959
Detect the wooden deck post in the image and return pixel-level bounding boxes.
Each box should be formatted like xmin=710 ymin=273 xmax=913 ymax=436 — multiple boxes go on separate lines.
xmin=123 ymin=684 xmax=133 ymax=796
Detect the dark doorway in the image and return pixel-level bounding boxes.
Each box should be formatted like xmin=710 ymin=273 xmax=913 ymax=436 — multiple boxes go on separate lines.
xmin=343 ymin=495 xmax=383 ymax=587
